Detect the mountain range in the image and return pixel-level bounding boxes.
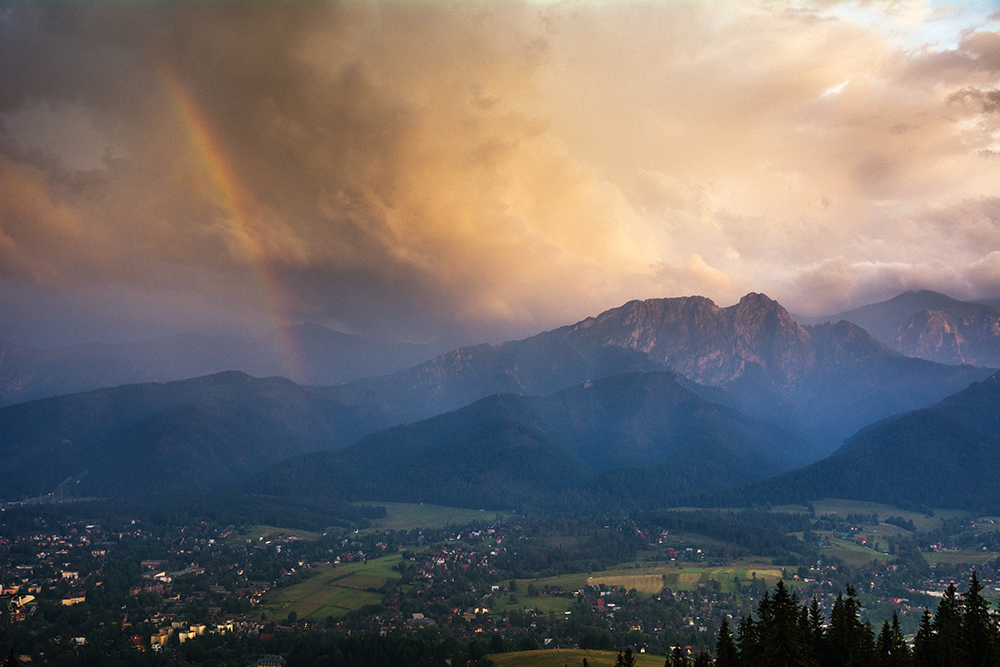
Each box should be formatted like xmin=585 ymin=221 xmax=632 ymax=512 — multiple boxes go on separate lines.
xmin=1 ymin=290 xmax=998 ymax=512
xmin=0 ymin=325 xmax=447 ymax=407
xmin=327 ymin=293 xmax=992 ymax=450
xmin=251 ymin=371 xmax=810 ymax=509
xmin=0 ymin=372 xmax=390 ymax=498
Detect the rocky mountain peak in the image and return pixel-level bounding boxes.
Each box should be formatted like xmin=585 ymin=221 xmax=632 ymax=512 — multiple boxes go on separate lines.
xmin=732 ymin=292 xmax=804 ymax=339
xmin=560 ymin=293 xmax=814 ymax=387
xmin=809 ymin=290 xmax=1000 ymax=368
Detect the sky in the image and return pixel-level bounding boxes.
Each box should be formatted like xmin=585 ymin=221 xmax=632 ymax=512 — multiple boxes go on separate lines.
xmin=0 ymin=0 xmax=998 ymax=347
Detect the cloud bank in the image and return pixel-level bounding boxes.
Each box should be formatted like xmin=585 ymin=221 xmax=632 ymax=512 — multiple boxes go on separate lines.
xmin=0 ymin=1 xmax=997 ymax=345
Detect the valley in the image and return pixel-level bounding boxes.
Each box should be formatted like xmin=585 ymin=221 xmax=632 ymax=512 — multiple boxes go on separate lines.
xmin=3 ymin=496 xmax=999 ymax=666
xmin=2 ymin=289 xmax=1000 ymax=666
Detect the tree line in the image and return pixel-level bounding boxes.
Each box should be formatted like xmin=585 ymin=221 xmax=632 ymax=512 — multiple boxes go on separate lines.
xmin=697 ymin=573 xmax=999 ymax=667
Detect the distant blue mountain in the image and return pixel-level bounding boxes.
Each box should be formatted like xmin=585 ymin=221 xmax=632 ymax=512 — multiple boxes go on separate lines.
xmin=0 ymin=325 xmax=447 ymax=407
xmin=804 ymin=290 xmax=1000 ymax=368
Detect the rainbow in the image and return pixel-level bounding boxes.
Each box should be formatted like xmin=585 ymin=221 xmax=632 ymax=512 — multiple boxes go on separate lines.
xmin=156 ymin=60 xmax=303 ymax=380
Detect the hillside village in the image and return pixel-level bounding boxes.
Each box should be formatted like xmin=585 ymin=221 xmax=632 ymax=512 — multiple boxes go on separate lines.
xmin=2 ymin=505 xmax=999 ymax=665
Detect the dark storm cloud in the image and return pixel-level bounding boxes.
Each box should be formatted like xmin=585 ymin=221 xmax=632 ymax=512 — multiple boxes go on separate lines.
xmin=0 ymin=2 xmax=998 ymax=344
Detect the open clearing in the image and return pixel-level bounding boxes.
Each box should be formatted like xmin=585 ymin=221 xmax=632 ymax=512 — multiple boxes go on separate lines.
xmin=485 ymin=648 xmax=669 ymax=667
xmin=923 ymin=550 xmax=998 ymax=567
xmin=493 ymin=594 xmax=575 ymax=615
xmin=816 ymin=536 xmax=896 ymax=568
xmin=788 ymin=499 xmax=968 ymax=533
xmin=586 ymin=574 xmax=664 ymax=594
xmin=226 ymin=525 xmax=320 ymax=546
xmin=258 ymin=554 xmax=401 ymax=621
xmin=356 ymin=501 xmax=505 ymax=531
xmin=497 ymin=562 xmax=794 ymax=615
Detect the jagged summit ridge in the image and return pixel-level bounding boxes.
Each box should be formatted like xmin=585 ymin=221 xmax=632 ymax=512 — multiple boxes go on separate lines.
xmin=810 ymin=289 xmax=1000 ymax=368
xmin=563 ymin=292 xmax=814 ymax=387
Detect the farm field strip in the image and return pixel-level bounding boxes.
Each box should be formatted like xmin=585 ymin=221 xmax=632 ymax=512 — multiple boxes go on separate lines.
xmin=493 ymin=595 xmax=575 ymax=614
xmin=258 ymin=554 xmax=402 ymax=621
xmin=226 ymin=524 xmax=320 ymax=545
xmin=506 ymin=563 xmax=793 ymax=602
xmin=922 ymin=550 xmax=998 ymax=566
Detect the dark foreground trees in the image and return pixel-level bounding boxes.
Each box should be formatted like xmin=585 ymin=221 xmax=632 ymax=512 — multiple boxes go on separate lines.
xmin=715 ymin=573 xmax=998 ymax=667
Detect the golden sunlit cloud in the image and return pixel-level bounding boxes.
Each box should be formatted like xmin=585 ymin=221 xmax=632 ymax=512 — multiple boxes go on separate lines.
xmin=0 ymin=1 xmax=997 ymax=344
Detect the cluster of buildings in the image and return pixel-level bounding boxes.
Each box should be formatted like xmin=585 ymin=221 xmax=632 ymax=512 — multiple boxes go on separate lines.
xmin=2 ymin=510 xmax=998 ymax=661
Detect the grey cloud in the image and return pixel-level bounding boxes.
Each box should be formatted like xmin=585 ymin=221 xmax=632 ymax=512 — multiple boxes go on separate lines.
xmin=1 ymin=2 xmax=998 ymax=345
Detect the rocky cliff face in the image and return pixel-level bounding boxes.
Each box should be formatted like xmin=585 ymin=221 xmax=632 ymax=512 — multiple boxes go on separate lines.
xmin=897 ymin=309 xmax=1000 ymax=367
xmin=562 ymin=293 xmax=815 ymax=387
xmin=812 ymin=290 xmax=1000 ymax=369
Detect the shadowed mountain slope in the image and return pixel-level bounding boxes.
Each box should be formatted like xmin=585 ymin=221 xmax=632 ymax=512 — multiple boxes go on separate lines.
xmin=0 ymin=372 xmax=390 ymax=499
xmin=3 ymin=292 xmax=992 ymax=502
xmin=739 ymin=370 xmax=1000 ymax=512
xmin=251 ymin=372 xmax=810 ymax=509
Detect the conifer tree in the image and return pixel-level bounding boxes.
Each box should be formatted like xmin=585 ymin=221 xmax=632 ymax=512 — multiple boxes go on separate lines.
xmin=911 ymin=609 xmax=933 ymax=667
xmin=963 ymin=570 xmax=998 ymax=667
xmin=807 ymin=596 xmax=827 ymax=665
xmin=876 ymin=621 xmax=892 ymax=664
xmin=861 ymin=621 xmax=877 ymax=667
xmin=757 ymin=581 xmax=813 ymax=667
xmin=670 ymin=645 xmax=689 ymax=667
xmin=715 ymin=616 xmax=739 ymax=667
xmin=825 ymin=585 xmax=874 ymax=667
xmin=738 ymin=614 xmax=761 ymax=667
xmin=933 ymin=584 xmax=965 ymax=667
xmin=876 ymin=612 xmax=910 ymax=667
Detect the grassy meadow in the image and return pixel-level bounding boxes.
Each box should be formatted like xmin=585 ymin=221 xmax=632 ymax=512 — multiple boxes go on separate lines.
xmin=922 ymin=550 xmax=998 ymax=567
xmin=775 ymin=499 xmax=964 ymax=532
xmin=491 ymin=562 xmax=793 ymax=614
xmin=257 ymin=554 xmax=402 ymax=622
xmin=227 ymin=525 xmax=321 ymax=546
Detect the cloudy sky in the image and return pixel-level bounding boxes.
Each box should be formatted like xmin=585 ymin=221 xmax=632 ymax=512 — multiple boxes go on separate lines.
xmin=1 ymin=0 xmax=998 ymax=347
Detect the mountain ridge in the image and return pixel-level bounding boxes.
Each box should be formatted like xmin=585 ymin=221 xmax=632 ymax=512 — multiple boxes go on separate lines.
xmin=803 ymin=290 xmax=1000 ymax=368
xmin=0 ymin=371 xmax=391 ymax=500
xmin=0 ymin=325 xmax=448 ymax=408
xmin=331 ymin=293 xmax=992 ymax=449
xmin=1 ymin=291 xmax=994 ymax=502
xmin=250 ymin=371 xmax=809 ymax=509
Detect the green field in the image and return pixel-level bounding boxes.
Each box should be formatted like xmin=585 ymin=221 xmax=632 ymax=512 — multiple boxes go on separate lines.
xmin=812 ymin=535 xmax=895 ymax=568
xmin=357 ymin=501 xmax=505 ymax=531
xmin=493 ymin=594 xmax=575 ymax=614
xmin=972 ymin=518 xmax=1000 ymax=533
xmin=484 ymin=648 xmax=669 ymax=667
xmin=494 ymin=561 xmax=793 ymax=614
xmin=923 ymin=550 xmax=998 ymax=567
xmin=227 ymin=525 xmax=320 ymax=546
xmin=796 ymin=499 xmax=968 ymax=533
xmin=257 ymin=554 xmax=402 ymax=621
